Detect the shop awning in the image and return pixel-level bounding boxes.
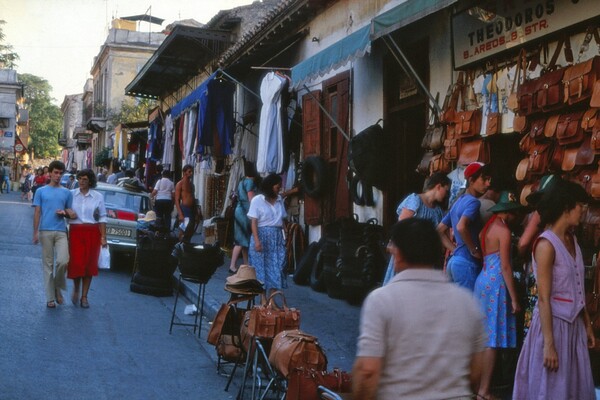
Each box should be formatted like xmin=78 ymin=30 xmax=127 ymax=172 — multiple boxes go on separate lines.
xmin=170 ymin=72 xmax=217 ymax=119
xmin=370 ymin=0 xmax=458 ymax=40
xmin=291 ymin=24 xmax=371 ymax=88
xmin=125 ymin=25 xmax=231 ymax=99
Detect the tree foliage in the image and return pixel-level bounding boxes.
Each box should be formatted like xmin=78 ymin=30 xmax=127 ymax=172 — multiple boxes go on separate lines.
xmin=19 ymin=73 xmax=61 ymax=158
xmin=0 ymin=20 xmax=19 ymax=69
xmin=108 ymin=98 xmax=157 ymax=127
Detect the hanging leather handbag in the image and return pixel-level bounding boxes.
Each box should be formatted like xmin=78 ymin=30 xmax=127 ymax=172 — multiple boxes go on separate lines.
xmin=529 ymin=118 xmax=547 ymax=141
xmin=536 ymin=37 xmax=570 ymax=112
xmin=207 ymin=297 xmax=247 ymax=345
xmin=515 ymin=158 xmax=530 ymax=182
xmin=246 ymin=291 xmax=301 ymax=339
xmin=486 ymin=112 xmax=501 ymax=136
xmin=519 ymin=132 xmax=534 ymax=154
xmin=444 ymin=138 xmax=460 ymax=161
xmin=286 ymin=368 xmax=352 ymax=400
xmin=268 ymin=329 xmax=328 ymax=378
xmin=513 ymin=114 xmax=529 ymax=134
xmin=517 ymin=76 xmax=538 ymax=116
xmin=561 ymin=147 xmax=579 ymax=172
xmin=591 ymin=80 xmax=600 ymax=107
xmin=556 ymin=111 xmax=585 ymax=146
xmin=458 ymin=138 xmax=489 ymax=166
xmin=424 ymin=124 xmax=445 ymax=150
xmin=544 ymin=114 xmax=560 ymax=139
xmin=520 ymin=182 xmax=538 ymax=206
xmin=593 ymin=118 xmax=600 ymax=154
xmin=508 ymin=50 xmax=525 ymax=112
xmin=527 ymin=143 xmax=552 ymax=175
xmin=430 ymin=152 xmax=451 ymax=174
xmin=549 ymin=143 xmax=565 ymax=172
xmin=563 ymin=55 xmax=600 ymax=105
xmin=576 ymin=134 xmax=595 ymax=166
xmin=582 ymin=108 xmax=599 ymax=131
xmin=417 ymin=151 xmax=435 ymax=175
xmin=455 ymin=109 xmax=482 ymax=139
xmin=440 ymin=72 xmax=465 ymax=125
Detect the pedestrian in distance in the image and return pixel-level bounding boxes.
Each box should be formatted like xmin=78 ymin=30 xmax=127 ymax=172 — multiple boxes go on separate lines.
xmin=32 ymin=160 xmax=75 ymax=308
xmin=228 ymin=160 xmax=258 ymax=274
xmin=151 ymin=169 xmax=175 ymax=233
xmin=174 ymin=164 xmax=202 ymax=242
xmin=248 ymin=173 xmax=287 ymax=301
xmin=473 ymin=190 xmax=522 ymax=400
xmin=382 ymin=172 xmax=451 ymax=285
xmin=353 ymin=218 xmax=485 ymax=399
xmin=512 ymin=180 xmax=596 ymax=399
xmin=65 ymin=169 xmax=107 ymax=308
xmin=0 ymin=162 xmax=10 ymax=193
xmin=437 ymin=162 xmax=492 ymax=291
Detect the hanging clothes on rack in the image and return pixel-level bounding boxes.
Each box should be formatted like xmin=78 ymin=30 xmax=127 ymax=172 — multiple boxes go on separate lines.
xmin=257 ymin=71 xmax=287 ymax=174
xmin=162 ymin=113 xmax=174 ymax=170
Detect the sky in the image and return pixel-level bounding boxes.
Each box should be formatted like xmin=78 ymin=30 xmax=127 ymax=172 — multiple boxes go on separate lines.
xmin=1 ymin=0 xmax=255 ymax=105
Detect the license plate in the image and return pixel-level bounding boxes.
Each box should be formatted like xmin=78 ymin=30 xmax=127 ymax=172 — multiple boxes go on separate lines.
xmin=107 ymin=227 xmax=131 ymax=237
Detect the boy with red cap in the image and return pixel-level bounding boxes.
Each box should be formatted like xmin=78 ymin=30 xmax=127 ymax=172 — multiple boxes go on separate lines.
xmin=437 ymin=162 xmax=491 ymax=290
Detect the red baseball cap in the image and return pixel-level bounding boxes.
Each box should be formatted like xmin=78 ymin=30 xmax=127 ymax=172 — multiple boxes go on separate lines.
xmin=464 ymin=162 xmax=485 ymax=179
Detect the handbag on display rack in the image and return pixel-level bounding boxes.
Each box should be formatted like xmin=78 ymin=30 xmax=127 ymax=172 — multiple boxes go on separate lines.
xmin=246 ymin=291 xmax=300 ymax=339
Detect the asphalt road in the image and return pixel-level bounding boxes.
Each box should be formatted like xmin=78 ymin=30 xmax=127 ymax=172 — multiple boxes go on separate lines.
xmin=0 ymin=191 xmax=238 ymax=400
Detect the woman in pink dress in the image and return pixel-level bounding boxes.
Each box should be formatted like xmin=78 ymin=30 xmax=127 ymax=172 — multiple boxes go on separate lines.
xmin=512 ymin=180 xmax=596 ymax=399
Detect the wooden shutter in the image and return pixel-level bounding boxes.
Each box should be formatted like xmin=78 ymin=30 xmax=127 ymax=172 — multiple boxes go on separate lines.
xmin=302 ymin=91 xmax=323 ymax=226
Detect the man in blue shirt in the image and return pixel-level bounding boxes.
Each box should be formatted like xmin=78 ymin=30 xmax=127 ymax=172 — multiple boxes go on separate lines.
xmin=437 ymin=162 xmax=491 ymax=290
xmin=33 ymin=160 xmax=75 ymax=308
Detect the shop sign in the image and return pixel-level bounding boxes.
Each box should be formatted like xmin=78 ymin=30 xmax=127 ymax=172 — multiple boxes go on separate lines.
xmin=452 ymin=0 xmax=600 ymax=68
xmin=76 ymin=133 xmax=92 ymax=144
xmin=0 ymin=130 xmax=13 ymax=137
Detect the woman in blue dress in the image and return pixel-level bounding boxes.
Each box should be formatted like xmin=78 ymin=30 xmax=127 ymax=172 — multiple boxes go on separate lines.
xmin=474 ymin=191 xmax=522 ymax=400
xmin=228 ymin=161 xmax=258 ymax=274
xmin=382 ymin=172 xmax=451 ymax=284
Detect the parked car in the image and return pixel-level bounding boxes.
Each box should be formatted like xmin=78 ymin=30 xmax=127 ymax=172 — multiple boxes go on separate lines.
xmin=94 ymin=182 xmax=152 ymax=268
xmin=60 ymin=173 xmax=76 ymax=188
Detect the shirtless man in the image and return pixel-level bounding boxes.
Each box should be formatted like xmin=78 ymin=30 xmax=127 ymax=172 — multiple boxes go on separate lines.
xmin=174 ymin=164 xmax=202 ymax=241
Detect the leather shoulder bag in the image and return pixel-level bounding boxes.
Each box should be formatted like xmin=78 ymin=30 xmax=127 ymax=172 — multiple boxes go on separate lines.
xmin=556 ymin=111 xmax=585 ymax=146
xmin=268 ymin=329 xmax=328 ymax=378
xmin=247 ymin=291 xmax=300 ymax=339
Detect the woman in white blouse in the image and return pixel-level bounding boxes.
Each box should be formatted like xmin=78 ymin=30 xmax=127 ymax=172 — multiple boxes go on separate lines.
xmin=67 ymin=169 xmax=107 ymax=308
xmin=151 ymin=170 xmax=175 ymax=232
xmin=248 ymin=173 xmax=287 ymax=300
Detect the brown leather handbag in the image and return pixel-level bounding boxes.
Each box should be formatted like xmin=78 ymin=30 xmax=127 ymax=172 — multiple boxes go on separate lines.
xmin=515 ymin=158 xmax=529 ymax=182
xmin=421 ymin=124 xmax=445 ymax=150
xmin=441 ymin=72 xmax=465 ymax=125
xmin=519 ymin=133 xmax=534 ymax=153
xmin=444 ymin=138 xmax=460 ymax=161
xmin=582 ymin=108 xmax=599 ymax=131
xmin=593 ymin=118 xmax=600 ymax=154
xmin=527 ymin=143 xmax=551 ymax=175
xmin=455 ymin=109 xmax=482 ymax=139
xmin=430 ymin=153 xmax=451 ymax=174
xmin=268 ymin=330 xmax=328 ymax=378
xmin=529 ymin=118 xmax=547 ymax=141
xmin=247 ymin=291 xmax=300 ymax=339
xmin=536 ymin=67 xmax=565 ymax=112
xmin=458 ymin=138 xmax=489 ymax=166
xmin=591 ymin=80 xmax=600 ymax=107
xmin=486 ymin=112 xmax=500 ymax=136
xmin=556 ymin=111 xmax=585 ymax=146
xmin=576 ymin=135 xmax=595 ymax=166
xmin=561 ymin=147 xmax=579 ymax=172
xmin=513 ymin=114 xmax=529 ymax=134
xmin=544 ymin=114 xmax=560 ymax=138
xmin=550 ymin=143 xmax=565 ymax=171
xmin=563 ymin=55 xmax=600 ymax=105
xmin=286 ymin=368 xmax=352 ymax=400
xmin=207 ymin=297 xmax=247 ymax=345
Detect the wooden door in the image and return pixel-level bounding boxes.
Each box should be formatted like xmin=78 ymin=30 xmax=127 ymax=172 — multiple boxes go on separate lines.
xmin=302 ymin=90 xmax=323 ymax=226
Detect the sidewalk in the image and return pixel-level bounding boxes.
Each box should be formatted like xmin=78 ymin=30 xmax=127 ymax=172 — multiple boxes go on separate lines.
xmin=174 ymin=233 xmax=361 ymax=372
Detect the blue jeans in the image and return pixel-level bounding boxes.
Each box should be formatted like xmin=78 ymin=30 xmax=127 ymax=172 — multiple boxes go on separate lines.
xmin=447 ymin=255 xmax=480 ymax=291
xmin=1 ymin=176 xmax=8 ymax=193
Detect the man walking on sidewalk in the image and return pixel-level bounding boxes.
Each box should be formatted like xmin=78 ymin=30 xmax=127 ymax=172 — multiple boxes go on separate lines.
xmin=32 ymin=160 xmax=75 ymax=308
xmin=353 ymin=218 xmax=485 ymax=399
xmin=0 ymin=162 xmax=6 ymax=193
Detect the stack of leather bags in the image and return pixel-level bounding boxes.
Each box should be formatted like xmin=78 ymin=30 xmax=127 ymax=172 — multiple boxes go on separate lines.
xmin=225 ymin=264 xmax=264 ymax=295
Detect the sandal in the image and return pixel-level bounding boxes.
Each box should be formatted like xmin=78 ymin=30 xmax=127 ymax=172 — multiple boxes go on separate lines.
xmin=80 ymin=297 xmax=89 ymax=309
xmin=228 ymin=268 xmax=238 ymax=275
xmin=46 ymin=301 xmax=56 ymax=308
xmin=55 ymin=291 xmax=64 ymax=305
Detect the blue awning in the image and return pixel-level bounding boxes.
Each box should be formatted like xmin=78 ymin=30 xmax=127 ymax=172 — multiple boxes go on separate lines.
xmin=170 ymin=72 xmax=217 ymax=119
xmin=291 ymin=25 xmax=371 ymax=88
xmin=370 ymin=0 xmax=457 ymax=40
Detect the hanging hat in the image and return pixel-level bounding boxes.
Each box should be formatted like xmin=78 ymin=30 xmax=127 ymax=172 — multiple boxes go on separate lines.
xmin=464 ymin=162 xmax=485 ymax=179
xmin=525 ymin=175 xmax=558 ymax=206
xmin=226 ymin=264 xmax=263 ymax=285
xmin=488 ymin=191 xmax=523 ymax=213
xmin=140 ymin=210 xmax=157 ymax=222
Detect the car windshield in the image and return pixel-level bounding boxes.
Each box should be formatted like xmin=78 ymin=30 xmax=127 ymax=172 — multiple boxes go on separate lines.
xmin=96 ymin=187 xmax=149 ymax=213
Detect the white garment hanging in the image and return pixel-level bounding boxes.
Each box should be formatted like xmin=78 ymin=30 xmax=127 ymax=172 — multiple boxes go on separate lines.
xmin=162 ymin=114 xmax=174 ymax=169
xmin=257 ymin=72 xmax=286 ymax=174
